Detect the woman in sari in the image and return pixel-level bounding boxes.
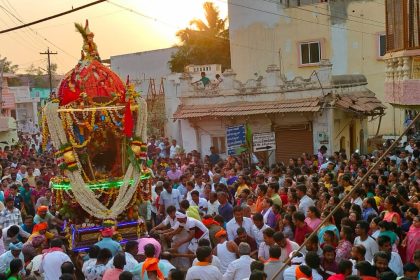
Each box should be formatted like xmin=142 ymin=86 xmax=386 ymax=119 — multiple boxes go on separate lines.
xmin=403 ymin=215 xmax=420 ymax=263
xmin=382 ymin=196 xmax=402 ymax=226
xmin=317 ymin=211 xmax=339 ymax=244
xmin=335 ymin=225 xmax=354 ymax=263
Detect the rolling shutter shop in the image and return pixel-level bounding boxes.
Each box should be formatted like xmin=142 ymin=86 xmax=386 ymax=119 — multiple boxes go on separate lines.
xmin=275 ymin=123 xmax=314 ymax=164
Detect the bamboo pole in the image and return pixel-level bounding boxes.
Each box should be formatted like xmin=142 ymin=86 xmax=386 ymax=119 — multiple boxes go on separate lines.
xmin=270 ymin=112 xmax=420 ymax=280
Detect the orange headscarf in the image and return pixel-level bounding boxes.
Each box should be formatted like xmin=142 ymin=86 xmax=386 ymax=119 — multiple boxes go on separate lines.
xmin=215 ymin=229 xmax=227 ymax=238
xmin=37 ymin=206 xmax=48 ymax=215
xmin=142 ymin=258 xmax=164 ymax=280
xmin=33 ymin=222 xmax=48 ymax=233
xmin=202 ymin=217 xmax=220 ymax=228
xmin=295 ymin=265 xmax=312 ymax=280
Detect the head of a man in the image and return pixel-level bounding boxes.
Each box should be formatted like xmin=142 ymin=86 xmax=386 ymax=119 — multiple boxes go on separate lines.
xmin=374 ymin=251 xmax=391 ymax=274
xmin=113 ymin=252 xmax=126 ymax=270
xmin=377 ymin=236 xmax=392 ymax=253
xmin=296 ymin=184 xmax=307 ymax=199
xmin=163 ymin=181 xmax=172 ymax=194
xmin=238 ymin=242 xmax=251 ymax=256
xmin=403 ymin=263 xmax=419 ymax=280
xmin=233 ymin=206 xmax=244 ymax=222
xmin=263 ymin=228 xmax=275 ymax=246
xmin=5 ymin=196 xmax=14 ymax=210
xmin=322 ymin=245 xmax=336 ymax=264
xmin=196 ymin=246 xmax=212 ymax=263
xmin=125 ymin=240 xmax=139 ymax=257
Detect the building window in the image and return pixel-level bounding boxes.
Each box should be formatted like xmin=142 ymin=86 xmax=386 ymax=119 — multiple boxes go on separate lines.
xmin=379 ymin=34 xmax=386 ymax=57
xmin=282 ymin=0 xmax=328 ymax=8
xmin=212 ymin=136 xmax=226 ymax=154
xmin=299 ymin=41 xmax=321 ymax=65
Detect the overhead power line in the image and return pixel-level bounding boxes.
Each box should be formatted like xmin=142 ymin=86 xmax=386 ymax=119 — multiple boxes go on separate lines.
xmin=256 ymin=0 xmax=386 ymax=25
xmin=0 ymin=4 xmax=77 ymax=59
xmin=215 ymin=0 xmax=380 ymax=36
xmin=0 ymin=0 xmax=107 ymax=34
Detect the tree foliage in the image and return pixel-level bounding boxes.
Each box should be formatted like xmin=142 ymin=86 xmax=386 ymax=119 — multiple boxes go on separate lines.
xmin=0 ymin=55 xmax=18 ymax=74
xmin=168 ymin=2 xmax=231 ymax=73
xmin=23 ymin=63 xmax=59 ymax=88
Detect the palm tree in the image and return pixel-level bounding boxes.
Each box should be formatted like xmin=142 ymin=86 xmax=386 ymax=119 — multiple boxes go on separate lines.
xmin=168 ymin=2 xmax=230 ymax=73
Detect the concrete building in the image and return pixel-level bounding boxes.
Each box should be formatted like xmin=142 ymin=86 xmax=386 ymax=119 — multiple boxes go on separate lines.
xmin=166 ymin=61 xmax=385 ymax=163
xmin=0 ymin=74 xmax=19 ymax=147
xmin=110 ymin=47 xmax=177 ymax=96
xmin=30 ymin=88 xmax=51 ymax=106
xmin=227 ymin=0 xmax=404 ymax=137
xmin=383 ymin=0 xmax=420 ymax=110
xmin=8 ymin=86 xmax=40 ymax=133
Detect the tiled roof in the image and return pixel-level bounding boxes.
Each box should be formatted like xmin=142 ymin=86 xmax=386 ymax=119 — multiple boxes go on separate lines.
xmin=173 ymin=98 xmax=321 ymax=119
xmin=335 ymin=91 xmax=386 ymax=116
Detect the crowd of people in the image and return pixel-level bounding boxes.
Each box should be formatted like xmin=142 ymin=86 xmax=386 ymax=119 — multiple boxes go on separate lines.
xmin=0 ymin=130 xmax=418 ymax=280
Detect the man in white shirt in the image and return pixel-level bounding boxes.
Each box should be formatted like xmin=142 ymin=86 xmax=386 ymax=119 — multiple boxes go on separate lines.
xmin=223 ymin=242 xmax=253 ymax=280
xmin=283 ymin=251 xmax=305 ymax=280
xmin=189 ymin=190 xmax=208 ymax=213
xmin=158 ymin=182 xmax=182 ymax=214
xmin=354 ymin=221 xmax=378 ymax=261
xmin=273 ymin=232 xmax=300 ymax=263
xmin=186 ymin=246 xmax=223 ymax=280
xmin=296 ymin=184 xmax=314 ymax=216
xmin=106 ymin=240 xmax=138 ymax=272
xmin=39 ymin=239 xmax=72 ymax=280
xmin=2 ymin=225 xmax=30 ymax=251
xmin=172 ymin=213 xmax=209 ymax=253
xmin=377 ymin=235 xmax=403 ymax=276
xmin=169 ymin=139 xmax=180 ymax=159
xmin=251 ymin=213 xmax=269 ymax=246
xmin=207 ymin=192 xmax=220 ymax=216
xmin=192 ymin=239 xmax=223 ymax=272
xmin=226 ymin=206 xmax=253 ymax=241
xmin=150 ymin=206 xmax=180 ymax=240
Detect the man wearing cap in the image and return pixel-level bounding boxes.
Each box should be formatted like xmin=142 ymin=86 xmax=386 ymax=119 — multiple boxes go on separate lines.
xmin=283 ymin=251 xmax=306 ymax=280
xmin=171 ymin=212 xmax=209 ymax=253
xmin=0 ymin=241 xmax=24 ymax=274
xmin=214 ymin=228 xmax=238 ymax=274
xmin=95 ymin=228 xmax=122 ymax=257
xmin=223 ymin=242 xmax=253 ymax=280
xmin=0 ymin=196 xmax=23 ymax=229
xmin=34 ymin=205 xmax=63 ymax=226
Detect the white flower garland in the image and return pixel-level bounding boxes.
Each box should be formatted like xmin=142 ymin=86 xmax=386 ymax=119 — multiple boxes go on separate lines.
xmin=44 ymin=98 xmax=147 ymax=219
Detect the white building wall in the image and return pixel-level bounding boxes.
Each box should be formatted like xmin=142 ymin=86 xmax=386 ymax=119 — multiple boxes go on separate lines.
xmin=180 ymin=119 xmax=197 ymax=153
xmin=110 ymin=47 xmax=177 ymax=96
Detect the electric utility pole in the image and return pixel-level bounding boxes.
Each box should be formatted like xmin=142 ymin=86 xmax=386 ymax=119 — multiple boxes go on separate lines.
xmin=40 ymin=48 xmax=57 ymax=94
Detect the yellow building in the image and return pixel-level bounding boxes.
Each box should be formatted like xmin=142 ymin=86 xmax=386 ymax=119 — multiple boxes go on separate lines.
xmin=228 ymin=0 xmax=405 ymax=136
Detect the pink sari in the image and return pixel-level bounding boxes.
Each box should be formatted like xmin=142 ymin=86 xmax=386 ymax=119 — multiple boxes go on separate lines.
xmin=406 ymin=225 xmax=420 ymax=263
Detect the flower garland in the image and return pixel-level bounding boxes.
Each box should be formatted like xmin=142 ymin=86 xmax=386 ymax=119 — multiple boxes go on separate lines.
xmin=44 ymin=97 xmax=148 ymax=219
xmin=62 ymin=112 xmax=93 ymax=149
xmin=56 ymin=143 xmax=78 ymax=171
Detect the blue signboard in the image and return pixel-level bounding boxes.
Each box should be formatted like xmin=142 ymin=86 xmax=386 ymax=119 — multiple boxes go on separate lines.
xmin=226 ymin=124 xmax=246 ymax=155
